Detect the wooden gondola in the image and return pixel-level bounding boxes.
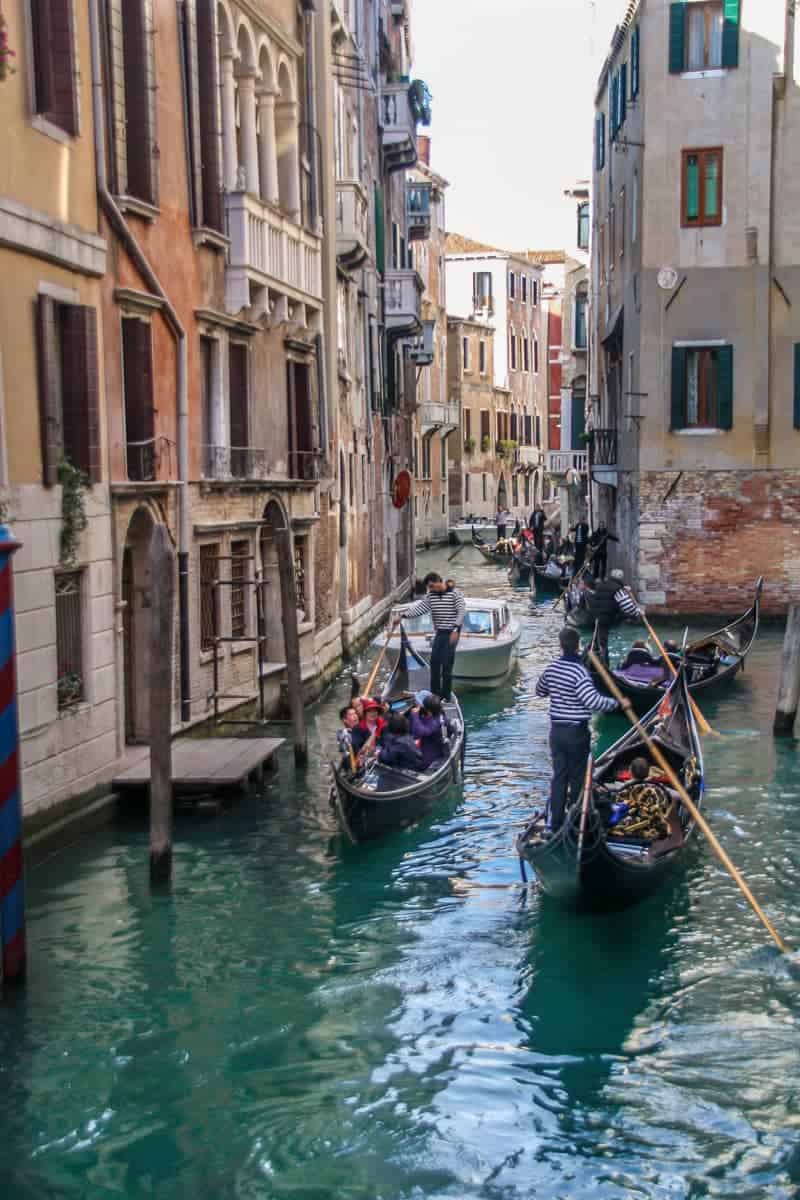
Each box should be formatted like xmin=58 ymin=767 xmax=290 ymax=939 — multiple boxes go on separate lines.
xmin=471 ymin=528 xmax=512 ymax=564
xmin=508 ymin=549 xmax=534 ymax=585
xmin=330 ymin=631 xmax=465 ymax=843
xmin=564 ymin=599 xmax=627 ymax=631
xmin=531 ymin=561 xmax=571 ymax=597
xmin=593 ymin=577 xmax=763 ymax=713
xmin=516 ymin=668 xmax=704 ymax=910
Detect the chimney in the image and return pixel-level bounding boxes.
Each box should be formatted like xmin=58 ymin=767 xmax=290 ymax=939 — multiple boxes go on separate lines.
xmin=417 ymin=135 xmax=431 ymax=167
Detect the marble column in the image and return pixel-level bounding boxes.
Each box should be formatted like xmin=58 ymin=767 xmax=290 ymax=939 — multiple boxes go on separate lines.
xmin=220 ymin=52 xmax=238 ymax=191
xmin=237 ymin=70 xmax=260 ymax=197
xmin=257 ymin=88 xmax=279 ymax=206
xmin=276 ymin=98 xmax=301 ymax=220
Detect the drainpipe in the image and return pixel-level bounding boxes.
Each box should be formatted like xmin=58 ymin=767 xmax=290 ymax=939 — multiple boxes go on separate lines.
xmin=88 ymin=0 xmax=191 ymax=723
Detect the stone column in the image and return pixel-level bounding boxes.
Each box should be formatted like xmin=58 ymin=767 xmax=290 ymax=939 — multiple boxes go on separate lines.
xmin=220 ymin=52 xmax=238 ymax=191
xmin=237 ymin=70 xmax=260 ymax=197
xmin=276 ymin=98 xmax=301 ymax=220
xmin=257 ymin=88 xmax=280 ymax=205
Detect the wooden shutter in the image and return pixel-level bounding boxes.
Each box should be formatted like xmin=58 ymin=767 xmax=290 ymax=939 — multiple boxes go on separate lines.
xmin=794 ymin=345 xmax=800 ymax=431
xmin=722 ymin=0 xmax=740 ymax=69
xmin=620 ymin=63 xmax=627 ymax=127
xmin=60 ymin=306 xmax=101 ymax=483
xmin=228 ymin=343 xmax=249 ymax=450
xmin=669 ymin=3 xmax=686 ymax=74
xmin=179 ymin=0 xmax=202 ymax=227
xmin=35 ymin=296 xmax=63 ymax=487
xmin=50 ymin=0 xmax=78 ymax=136
xmin=595 ymin=113 xmax=605 ymax=170
xmin=196 ymin=0 xmax=223 ymax=232
xmin=122 ymin=318 xmax=154 ymax=446
xmin=716 ymin=345 xmax=734 ymax=430
xmin=122 ymin=1 xmax=155 ymax=204
xmin=670 ymin=346 xmax=687 ymax=430
xmin=107 ymin=0 xmax=129 ymax=195
xmin=610 ymin=74 xmax=618 ymax=139
xmin=374 ymin=185 xmax=385 ymax=274
xmin=632 ymin=26 xmax=640 ymax=97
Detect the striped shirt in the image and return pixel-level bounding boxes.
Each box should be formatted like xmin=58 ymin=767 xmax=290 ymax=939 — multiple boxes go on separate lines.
xmin=404 ymin=588 xmax=467 ymax=631
xmin=615 ymin=588 xmax=641 ymax=619
xmin=535 ymin=653 xmax=618 ymax=723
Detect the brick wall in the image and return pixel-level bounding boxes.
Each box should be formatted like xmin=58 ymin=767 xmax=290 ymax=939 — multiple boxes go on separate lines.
xmin=637 ymin=469 xmax=800 ymax=615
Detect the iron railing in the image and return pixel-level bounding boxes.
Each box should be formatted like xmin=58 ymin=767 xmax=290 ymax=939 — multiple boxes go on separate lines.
xmin=55 ymin=570 xmax=83 ymax=709
xmin=592 ymin=428 xmax=618 ymax=467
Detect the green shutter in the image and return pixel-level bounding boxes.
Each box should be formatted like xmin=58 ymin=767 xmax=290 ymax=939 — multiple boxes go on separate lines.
xmin=794 ymin=344 xmax=800 ymax=430
xmin=374 ymin=184 xmax=385 ymax=274
xmin=722 ymin=0 xmax=740 ymax=69
xmin=632 ymin=26 xmax=640 ymax=97
xmin=669 ymin=2 xmax=686 ymax=74
xmin=671 ymin=347 xmax=687 ymax=430
xmin=610 ymin=74 xmax=619 ymax=139
xmin=596 ymin=113 xmax=605 ymax=170
xmin=685 ymin=154 xmax=699 ymax=221
xmin=717 ymin=345 xmax=734 ymax=430
xmin=620 ymin=63 xmax=628 ymax=127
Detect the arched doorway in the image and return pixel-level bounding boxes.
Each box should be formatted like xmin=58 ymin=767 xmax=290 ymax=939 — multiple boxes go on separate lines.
xmin=259 ymin=499 xmax=291 ymax=664
xmin=497 ymin=472 xmax=508 ymax=510
xmin=121 ymin=507 xmax=156 ymax=743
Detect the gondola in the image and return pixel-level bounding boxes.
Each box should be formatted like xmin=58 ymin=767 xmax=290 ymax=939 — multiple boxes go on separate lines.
xmin=508 ymin=549 xmax=534 ymax=585
xmin=593 ymin=577 xmax=763 ymax=713
xmin=471 ymin=528 xmax=512 ymax=564
xmin=330 ymin=630 xmax=465 ymax=843
xmin=516 ymin=667 xmax=703 ymax=910
xmin=564 ymin=598 xmax=627 ymax=631
xmin=531 ymin=561 xmax=571 ymax=597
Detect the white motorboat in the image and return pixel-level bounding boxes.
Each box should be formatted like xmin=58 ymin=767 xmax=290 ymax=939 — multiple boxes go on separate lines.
xmin=374 ymin=598 xmax=521 ymax=689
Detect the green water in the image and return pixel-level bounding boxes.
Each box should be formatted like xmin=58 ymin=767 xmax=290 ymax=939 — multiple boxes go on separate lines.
xmin=2 ymin=548 xmax=800 ymax=1199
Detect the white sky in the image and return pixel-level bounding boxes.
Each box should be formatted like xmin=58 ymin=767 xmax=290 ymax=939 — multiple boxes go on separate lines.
xmin=410 ymin=0 xmax=624 ymax=250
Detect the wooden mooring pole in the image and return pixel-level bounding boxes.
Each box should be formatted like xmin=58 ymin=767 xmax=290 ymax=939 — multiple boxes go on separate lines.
xmin=276 ymin=526 xmax=308 ymax=766
xmin=774 ymin=606 xmax=800 ymax=736
xmin=0 ymin=525 xmax=25 ymax=984
xmin=149 ymin=525 xmax=175 ymax=883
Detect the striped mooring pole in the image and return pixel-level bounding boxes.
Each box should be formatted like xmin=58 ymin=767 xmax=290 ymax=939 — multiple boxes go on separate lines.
xmin=0 ymin=524 xmax=24 ymax=983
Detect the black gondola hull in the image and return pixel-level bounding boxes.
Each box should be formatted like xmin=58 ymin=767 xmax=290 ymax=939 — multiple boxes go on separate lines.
xmin=333 ymin=754 xmax=462 ymax=842
xmin=532 ymin=566 xmax=568 ymax=596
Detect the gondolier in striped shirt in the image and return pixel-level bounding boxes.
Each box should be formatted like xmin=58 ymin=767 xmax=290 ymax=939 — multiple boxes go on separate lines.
xmin=393 ymin=573 xmax=465 ymax=701
xmin=535 ymin=626 xmax=619 ymax=831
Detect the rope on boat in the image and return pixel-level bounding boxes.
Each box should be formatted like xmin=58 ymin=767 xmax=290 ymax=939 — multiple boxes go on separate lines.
xmin=607 ymin=783 xmax=672 ymax=841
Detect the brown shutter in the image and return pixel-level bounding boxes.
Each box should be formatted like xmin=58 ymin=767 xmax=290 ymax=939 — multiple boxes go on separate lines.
xmin=196 ymin=0 xmax=223 ymax=232
xmin=60 ymin=306 xmax=101 ymax=482
xmin=228 ymin=343 xmax=249 ymax=449
xmin=30 ymin=0 xmax=55 ymax=117
xmin=181 ymin=0 xmax=203 ymax=226
xmin=121 ymin=1 xmax=156 ymax=204
xmin=35 ymin=296 xmax=63 ymax=487
xmin=122 ymin=318 xmax=155 ymax=445
xmin=50 ymin=0 xmax=78 ymax=135
xmin=107 ymin=0 xmax=128 ymax=195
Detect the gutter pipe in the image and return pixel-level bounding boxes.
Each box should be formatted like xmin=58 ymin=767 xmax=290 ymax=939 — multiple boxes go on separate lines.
xmin=88 ymin=0 xmax=192 ymax=723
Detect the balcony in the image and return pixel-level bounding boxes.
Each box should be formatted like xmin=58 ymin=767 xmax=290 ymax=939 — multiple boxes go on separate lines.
xmin=407 ymin=181 xmax=432 ymax=242
xmin=420 ymin=401 xmax=459 ymax=435
xmin=336 ymin=180 xmax=370 ymax=269
xmin=592 ymin=428 xmax=617 ymax=467
xmin=547 ymin=449 xmax=588 ymax=477
xmin=384 ymin=268 xmax=423 ymax=333
xmin=514 ymin=445 xmax=542 ymax=471
xmin=380 ymin=83 xmax=418 ymax=171
xmin=225 ymin=193 xmax=322 ymax=319
xmin=126 ymin=436 xmax=173 ymax=483
xmin=330 ymin=0 xmax=352 ymax=42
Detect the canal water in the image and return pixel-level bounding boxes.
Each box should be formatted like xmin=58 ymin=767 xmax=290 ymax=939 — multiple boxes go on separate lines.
xmin=2 ymin=548 xmax=799 ymax=1199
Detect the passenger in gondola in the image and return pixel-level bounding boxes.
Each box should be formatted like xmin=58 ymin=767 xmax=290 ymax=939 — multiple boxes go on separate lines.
xmin=378 ymin=713 xmax=425 ymax=771
xmin=619 ymin=640 xmax=661 ymax=671
xmin=352 ymin=700 xmax=386 ymax=758
xmin=409 ymin=694 xmax=448 ymax=767
xmin=337 ymin=705 xmax=360 ymax=759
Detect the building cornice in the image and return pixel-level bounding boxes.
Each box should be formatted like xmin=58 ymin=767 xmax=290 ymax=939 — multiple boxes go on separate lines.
xmin=0 ymin=196 xmax=106 ymax=277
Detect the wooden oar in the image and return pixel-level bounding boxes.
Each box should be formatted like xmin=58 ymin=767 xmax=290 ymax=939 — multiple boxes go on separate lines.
xmin=588 ymin=651 xmax=789 ymax=954
xmin=447 ymin=542 xmax=466 ymax=562
xmin=635 ymin=605 xmax=717 ymax=738
xmin=576 ymin=753 xmax=594 ymax=863
xmin=364 ymin=625 xmax=394 ymax=697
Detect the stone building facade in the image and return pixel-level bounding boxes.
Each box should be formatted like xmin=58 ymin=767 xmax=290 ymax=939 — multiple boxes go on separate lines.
xmin=593 ymin=0 xmax=800 ymax=613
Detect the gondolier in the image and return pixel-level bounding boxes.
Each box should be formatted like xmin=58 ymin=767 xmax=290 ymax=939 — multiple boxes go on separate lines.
xmin=586 ymin=569 xmax=642 ymax=663
xmin=393 ymin=572 xmax=465 ymax=701
xmin=535 ymin=626 xmax=618 ymax=831
xmin=529 ymin=506 xmax=546 ymax=550
xmin=570 ymin=517 xmax=590 ymax=576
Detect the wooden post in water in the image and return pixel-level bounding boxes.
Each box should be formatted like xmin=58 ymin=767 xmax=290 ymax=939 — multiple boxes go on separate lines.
xmin=275 ymin=525 xmax=308 ymax=766
xmin=774 ymin=606 xmax=800 ymax=736
xmin=149 ymin=524 xmax=175 ymax=882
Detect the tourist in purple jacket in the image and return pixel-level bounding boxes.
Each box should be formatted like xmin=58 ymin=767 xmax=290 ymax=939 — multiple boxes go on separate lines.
xmin=409 ymin=695 xmax=447 ymax=768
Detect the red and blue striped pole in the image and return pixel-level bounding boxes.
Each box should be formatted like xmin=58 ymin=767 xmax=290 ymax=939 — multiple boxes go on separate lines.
xmin=0 ymin=524 xmax=24 ymax=983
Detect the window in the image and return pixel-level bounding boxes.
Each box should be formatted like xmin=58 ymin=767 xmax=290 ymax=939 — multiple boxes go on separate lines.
xmin=482 ymin=473 xmax=487 ymax=502
xmin=55 ymin=569 xmax=83 ymax=709
xmin=200 ymin=543 xmax=220 ymax=650
xmin=631 ymin=25 xmax=641 ymax=97
xmin=595 ymin=112 xmax=606 ymax=171
xmin=609 ymin=205 xmax=616 ymax=268
xmin=535 ymin=412 xmax=542 ymax=446
xmin=670 ymin=1 xmax=729 ymax=73
xmin=577 ymin=203 xmax=590 ymax=251
xmin=524 ymin=413 xmax=533 ymax=445
xmin=523 ymin=335 xmax=530 ymax=373
xmin=480 ymin=409 xmax=490 ymax=448
xmin=509 ymin=271 xmax=516 ymax=300
xmin=671 ymin=344 xmax=733 ymax=430
xmin=122 ymin=317 xmax=155 ymax=481
xmin=479 ymin=339 xmax=487 ymax=375
xmin=510 ymin=412 xmax=518 ymax=444
xmin=533 ymin=335 xmax=540 ymax=375
xmin=229 ymin=342 xmax=250 ymax=477
xmin=421 ymin=435 xmax=432 ymax=478
xmin=510 ymin=332 xmax=517 ymax=371
xmin=230 ymin=539 xmax=249 ymax=640
xmin=463 ymin=408 xmax=472 ymax=445
xmin=682 ymin=148 xmax=723 ymax=227
xmin=440 ymin=439 xmax=448 ymax=480
xmin=109 ymin=0 xmax=158 ymax=204
xmin=574 ymin=287 xmax=588 ymax=350
xmin=632 ymin=170 xmax=639 ymax=244
xmin=521 ymin=276 xmax=528 ymax=304
xmin=465 ymin=472 xmax=471 ymax=502
xmin=610 ymin=63 xmax=627 ymax=139
xmin=193 ymin=0 xmax=224 ymax=232
xmin=619 ymin=188 xmax=626 ymax=257
xmin=532 ymin=279 xmax=539 ymax=307
xmin=36 ymin=297 xmax=101 ymax=486
xmin=473 ymin=271 xmax=493 ymax=313
xmin=462 ymin=336 xmax=470 ymax=371
xmin=30 ymin=0 xmax=78 ymax=135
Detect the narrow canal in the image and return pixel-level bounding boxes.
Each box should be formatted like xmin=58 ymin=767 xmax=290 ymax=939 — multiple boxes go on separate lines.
xmin=2 ymin=548 xmax=800 ymax=1199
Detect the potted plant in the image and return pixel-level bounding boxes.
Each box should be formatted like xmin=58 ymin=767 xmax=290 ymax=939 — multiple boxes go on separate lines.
xmin=464 ymin=435 xmax=476 ymax=454
xmin=497 ymin=439 xmax=518 ymax=459
xmin=480 ymin=435 xmax=491 ymax=453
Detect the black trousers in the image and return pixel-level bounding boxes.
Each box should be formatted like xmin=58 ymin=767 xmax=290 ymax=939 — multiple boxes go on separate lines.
xmin=592 ymin=549 xmax=607 ymax=579
xmin=594 ymin=621 xmax=611 ymax=665
xmin=548 ymin=722 xmax=591 ymax=830
xmin=431 ymin=629 xmax=457 ymax=700
xmin=496 ymin=524 xmax=507 ymax=541
xmin=573 ymin=544 xmax=586 ymax=575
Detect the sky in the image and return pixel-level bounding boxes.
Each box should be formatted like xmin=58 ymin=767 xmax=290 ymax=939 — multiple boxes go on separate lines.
xmin=410 ymin=0 xmax=624 ymax=252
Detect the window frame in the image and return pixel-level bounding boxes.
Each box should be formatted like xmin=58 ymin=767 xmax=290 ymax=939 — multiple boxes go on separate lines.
xmin=55 ymin=567 xmax=84 ymax=710
xmin=671 ymin=341 xmax=733 ymax=431
xmin=509 ymin=270 xmax=516 ymax=300
xmin=199 ymin=542 xmax=221 ymax=652
xmin=462 ymin=335 xmax=470 ymax=372
xmin=27 ymin=0 xmax=80 ymax=140
xmin=479 ymin=339 xmax=487 ymax=375
xmin=681 ymin=147 xmax=724 ymax=229
xmin=577 ymin=202 xmax=590 ymax=251
xmin=685 ymin=1 xmax=724 ymax=72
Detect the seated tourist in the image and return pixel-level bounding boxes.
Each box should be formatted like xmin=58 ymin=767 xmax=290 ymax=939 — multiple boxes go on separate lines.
xmin=409 ymin=695 xmax=448 ymax=767
xmin=337 ymin=705 xmax=360 ymax=758
xmin=378 ymin=714 xmax=425 ymax=771
xmin=351 ymin=700 xmax=386 ymax=757
xmin=619 ymin=641 xmax=660 ymax=671
xmin=544 ymin=557 xmax=565 ymax=579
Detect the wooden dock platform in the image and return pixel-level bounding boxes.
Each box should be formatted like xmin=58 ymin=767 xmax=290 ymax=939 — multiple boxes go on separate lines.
xmin=112 ymin=737 xmax=285 ymax=794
